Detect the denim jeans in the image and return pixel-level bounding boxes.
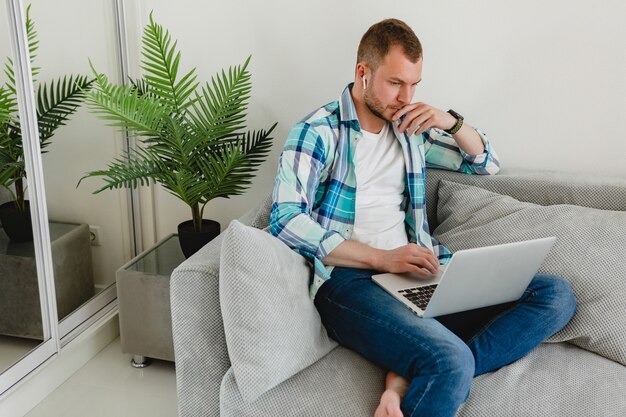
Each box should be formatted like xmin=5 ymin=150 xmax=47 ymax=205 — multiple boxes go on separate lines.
xmin=313 ymin=267 xmax=577 ymax=417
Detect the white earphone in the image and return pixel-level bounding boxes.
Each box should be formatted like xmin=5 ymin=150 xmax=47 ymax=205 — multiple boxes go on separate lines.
xmin=362 ymin=76 xmax=367 ymax=90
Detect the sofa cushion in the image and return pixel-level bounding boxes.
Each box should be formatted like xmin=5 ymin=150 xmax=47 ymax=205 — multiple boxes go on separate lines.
xmin=458 ymin=343 xmax=626 ymax=417
xmin=424 ymin=168 xmax=626 ymax=232
xmin=219 ymin=220 xmax=338 ymax=402
xmin=433 ymin=180 xmax=626 ymax=366
xmin=220 ymin=346 xmax=386 ymax=416
xmin=237 ymin=193 xmax=273 ymax=229
xmin=220 ymin=342 xmax=626 ymax=417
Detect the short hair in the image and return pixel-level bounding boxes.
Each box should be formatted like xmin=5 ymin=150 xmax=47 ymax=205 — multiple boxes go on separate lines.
xmin=356 ymin=19 xmax=423 ymax=71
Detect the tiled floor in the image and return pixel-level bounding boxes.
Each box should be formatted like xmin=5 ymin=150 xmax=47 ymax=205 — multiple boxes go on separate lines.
xmin=24 ymin=338 xmax=177 ymax=417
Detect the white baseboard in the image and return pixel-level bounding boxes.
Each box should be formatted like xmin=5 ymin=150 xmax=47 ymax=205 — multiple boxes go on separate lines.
xmin=0 ymin=310 xmax=120 ymax=417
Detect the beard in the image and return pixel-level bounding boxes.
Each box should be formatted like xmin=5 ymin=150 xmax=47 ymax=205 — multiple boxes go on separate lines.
xmin=364 ymin=87 xmax=396 ymax=123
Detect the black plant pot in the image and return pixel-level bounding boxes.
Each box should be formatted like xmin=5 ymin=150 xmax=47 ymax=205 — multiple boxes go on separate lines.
xmin=0 ymin=201 xmax=33 ymax=242
xmin=177 ymin=219 xmax=221 ymax=258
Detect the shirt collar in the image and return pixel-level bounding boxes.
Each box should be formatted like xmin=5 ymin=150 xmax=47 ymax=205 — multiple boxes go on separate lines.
xmin=338 ymin=83 xmax=361 ymax=131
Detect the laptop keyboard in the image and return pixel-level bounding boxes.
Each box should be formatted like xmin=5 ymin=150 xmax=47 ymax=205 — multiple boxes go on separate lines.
xmin=398 ymin=284 xmax=438 ymax=310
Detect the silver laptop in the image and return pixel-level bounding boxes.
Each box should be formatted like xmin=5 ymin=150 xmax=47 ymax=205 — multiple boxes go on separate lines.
xmin=372 ymin=237 xmax=556 ymax=318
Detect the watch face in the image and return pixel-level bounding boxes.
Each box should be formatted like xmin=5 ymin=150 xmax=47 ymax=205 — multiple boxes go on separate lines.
xmin=448 ymin=109 xmax=464 ymax=120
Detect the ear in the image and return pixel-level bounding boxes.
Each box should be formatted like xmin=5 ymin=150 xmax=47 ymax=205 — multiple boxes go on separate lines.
xmin=356 ymin=63 xmax=369 ymax=80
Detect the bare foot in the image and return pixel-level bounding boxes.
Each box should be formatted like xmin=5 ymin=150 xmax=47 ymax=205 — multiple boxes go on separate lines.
xmin=374 ymin=389 xmax=404 ymax=417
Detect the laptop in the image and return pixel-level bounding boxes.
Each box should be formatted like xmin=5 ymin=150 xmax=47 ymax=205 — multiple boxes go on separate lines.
xmin=372 ymin=237 xmax=556 ymax=318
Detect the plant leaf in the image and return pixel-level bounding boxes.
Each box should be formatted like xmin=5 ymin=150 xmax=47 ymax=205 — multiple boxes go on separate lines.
xmin=188 ymin=55 xmax=252 ymax=141
xmin=160 ymin=168 xmax=213 ymax=208
xmin=4 ymin=4 xmax=41 ymax=93
xmin=85 ymin=69 xmax=167 ymax=136
xmin=77 ymin=148 xmax=164 ymax=193
xmin=25 ymin=4 xmax=40 ymax=82
xmin=239 ymin=122 xmax=277 ymax=167
xmin=140 ymin=12 xmax=198 ymax=114
xmin=0 ymin=87 xmax=16 ymax=123
xmin=80 ymin=16 xmax=277 ymax=210
xmin=36 ymin=75 xmax=95 ymax=147
xmin=195 ymin=142 xmax=249 ymax=200
xmin=0 ymin=158 xmax=23 ymax=188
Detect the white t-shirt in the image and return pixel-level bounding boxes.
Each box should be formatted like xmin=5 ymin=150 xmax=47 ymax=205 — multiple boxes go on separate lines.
xmin=351 ymin=123 xmax=409 ymax=250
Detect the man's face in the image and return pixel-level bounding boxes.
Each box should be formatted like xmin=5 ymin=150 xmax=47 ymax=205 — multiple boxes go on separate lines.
xmin=363 ymin=45 xmax=423 ymax=122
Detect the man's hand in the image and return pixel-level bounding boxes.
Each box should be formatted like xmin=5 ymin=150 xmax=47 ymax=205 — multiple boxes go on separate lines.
xmin=392 ymin=103 xmax=456 ymax=137
xmin=392 ymin=102 xmax=486 ymax=155
xmin=375 ymin=243 xmax=440 ymax=277
xmin=323 ymin=240 xmax=440 ymax=278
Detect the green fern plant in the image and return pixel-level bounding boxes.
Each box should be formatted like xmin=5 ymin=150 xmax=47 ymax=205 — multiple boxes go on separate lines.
xmin=0 ymin=5 xmax=93 ymax=212
xmin=79 ymin=12 xmax=277 ymax=232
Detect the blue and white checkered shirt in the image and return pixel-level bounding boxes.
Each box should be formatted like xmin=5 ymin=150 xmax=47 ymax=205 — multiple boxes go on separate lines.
xmin=270 ymin=84 xmax=501 ymax=299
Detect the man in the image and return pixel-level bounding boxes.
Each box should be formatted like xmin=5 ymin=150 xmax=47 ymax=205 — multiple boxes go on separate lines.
xmin=270 ymin=19 xmax=576 ymax=417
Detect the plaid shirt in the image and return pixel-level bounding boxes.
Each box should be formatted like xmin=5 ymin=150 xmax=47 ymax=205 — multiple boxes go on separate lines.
xmin=270 ymin=84 xmax=501 ymax=299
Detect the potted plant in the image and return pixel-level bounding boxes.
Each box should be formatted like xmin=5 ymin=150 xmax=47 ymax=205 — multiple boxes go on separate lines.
xmin=0 ymin=5 xmax=93 ymax=242
xmin=79 ymin=13 xmax=277 ymax=258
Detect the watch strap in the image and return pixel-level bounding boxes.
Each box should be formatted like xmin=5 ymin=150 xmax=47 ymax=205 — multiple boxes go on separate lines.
xmin=445 ymin=109 xmax=464 ymax=135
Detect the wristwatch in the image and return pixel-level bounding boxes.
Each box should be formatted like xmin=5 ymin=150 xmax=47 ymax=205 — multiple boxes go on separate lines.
xmin=445 ymin=109 xmax=464 ymax=135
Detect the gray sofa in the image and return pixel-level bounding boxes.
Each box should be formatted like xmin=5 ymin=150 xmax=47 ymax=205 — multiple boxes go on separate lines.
xmin=170 ymin=168 xmax=626 ymax=417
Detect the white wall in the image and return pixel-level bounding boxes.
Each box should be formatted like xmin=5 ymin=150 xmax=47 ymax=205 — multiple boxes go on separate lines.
xmin=125 ymin=0 xmax=625 ymax=242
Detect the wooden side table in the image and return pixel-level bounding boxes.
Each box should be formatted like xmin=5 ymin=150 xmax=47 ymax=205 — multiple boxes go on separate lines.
xmin=116 ymin=234 xmax=185 ymax=367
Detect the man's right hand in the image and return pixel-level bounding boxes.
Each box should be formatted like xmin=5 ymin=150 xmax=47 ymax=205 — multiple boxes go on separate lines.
xmin=375 ymin=243 xmax=440 ymax=277
xmin=323 ymin=240 xmax=440 ymax=278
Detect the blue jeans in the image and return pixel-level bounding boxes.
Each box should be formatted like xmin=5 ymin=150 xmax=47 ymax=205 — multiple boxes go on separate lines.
xmin=313 ymin=267 xmax=576 ymax=417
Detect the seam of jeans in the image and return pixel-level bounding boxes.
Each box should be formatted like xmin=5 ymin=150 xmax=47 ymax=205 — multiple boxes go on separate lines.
xmin=318 ymin=294 xmax=445 ymax=370
xmin=408 ymin=378 xmax=435 ymax=417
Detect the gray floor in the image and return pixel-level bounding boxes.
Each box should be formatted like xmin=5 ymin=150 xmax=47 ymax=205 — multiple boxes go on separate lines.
xmin=24 ymin=337 xmax=177 ymax=417
xmin=0 ymin=336 xmax=41 ymax=374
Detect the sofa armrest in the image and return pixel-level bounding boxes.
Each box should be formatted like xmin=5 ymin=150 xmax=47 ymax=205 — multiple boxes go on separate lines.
xmin=170 ymin=232 xmax=227 ymax=417
xmin=170 ymin=193 xmax=273 ymax=417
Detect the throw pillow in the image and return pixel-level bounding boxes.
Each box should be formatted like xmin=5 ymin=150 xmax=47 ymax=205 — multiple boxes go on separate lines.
xmin=235 ymin=192 xmax=272 ymax=230
xmin=219 ymin=220 xmax=338 ymax=403
xmin=433 ymin=180 xmax=626 ymax=366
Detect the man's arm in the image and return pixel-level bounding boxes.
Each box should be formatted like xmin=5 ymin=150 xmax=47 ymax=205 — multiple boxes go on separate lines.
xmin=270 ymin=123 xmax=346 ymax=262
xmin=393 ymin=103 xmax=500 ymax=175
xmin=322 ymin=240 xmax=440 ymax=277
xmin=393 ymin=103 xmax=483 ymax=154
xmin=438 ymin=113 xmax=485 ymax=156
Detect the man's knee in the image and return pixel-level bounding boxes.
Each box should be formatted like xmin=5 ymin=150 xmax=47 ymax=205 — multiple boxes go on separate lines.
xmin=533 ymin=274 xmax=577 ymax=330
xmin=440 ymin=341 xmax=475 ymax=380
xmin=408 ymin=336 xmax=475 ymax=382
xmin=433 ymin=340 xmax=475 ymax=400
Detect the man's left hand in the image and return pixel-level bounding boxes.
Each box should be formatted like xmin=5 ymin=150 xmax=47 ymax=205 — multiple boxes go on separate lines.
xmin=392 ymin=103 xmax=456 ymax=136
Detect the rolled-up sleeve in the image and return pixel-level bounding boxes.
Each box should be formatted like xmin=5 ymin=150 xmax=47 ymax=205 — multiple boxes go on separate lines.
xmin=269 ymin=123 xmax=345 ymax=263
xmin=424 ymin=127 xmax=501 ymax=175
